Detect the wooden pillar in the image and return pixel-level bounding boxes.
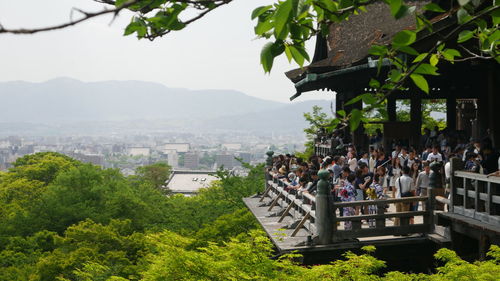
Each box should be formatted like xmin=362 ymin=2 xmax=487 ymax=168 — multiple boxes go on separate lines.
xmin=410 ymin=97 xmax=422 ymax=148
xmin=487 ymin=66 xmax=500 ymax=147
xmin=388 ymin=98 xmax=397 ymax=121
xmin=477 ymin=86 xmax=489 ymax=138
xmin=446 ymin=98 xmax=457 ymax=131
xmin=335 ymin=92 xmax=343 ymax=117
xmin=351 ymin=101 xmax=367 ymax=150
xmin=479 ymin=233 xmax=490 ymax=260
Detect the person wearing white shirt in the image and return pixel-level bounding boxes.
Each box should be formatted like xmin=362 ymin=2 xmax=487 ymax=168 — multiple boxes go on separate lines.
xmin=416 ymin=162 xmax=431 ymax=196
xmin=359 ymin=152 xmax=369 ymax=166
xmin=427 ymin=146 xmax=443 ymax=162
xmin=395 ymin=166 xmax=415 ymax=225
xmin=392 ymin=145 xmax=401 ymax=159
xmin=347 ymin=152 xmax=358 ymax=172
xmin=399 ymin=147 xmax=409 ymax=167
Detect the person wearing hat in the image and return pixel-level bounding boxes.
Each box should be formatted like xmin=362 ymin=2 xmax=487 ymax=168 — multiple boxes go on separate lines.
xmin=275 ymin=166 xmax=287 ymax=179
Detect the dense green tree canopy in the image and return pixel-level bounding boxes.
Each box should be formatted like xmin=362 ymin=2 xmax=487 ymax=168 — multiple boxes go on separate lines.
xmin=0 ymin=153 xmax=500 ymax=280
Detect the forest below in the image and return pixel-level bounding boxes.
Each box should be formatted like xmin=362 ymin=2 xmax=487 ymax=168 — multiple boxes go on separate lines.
xmin=0 ymin=152 xmax=498 ymax=280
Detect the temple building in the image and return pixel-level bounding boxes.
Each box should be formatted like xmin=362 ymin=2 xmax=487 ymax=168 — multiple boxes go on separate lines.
xmin=284 ymin=1 xmax=499 ymax=152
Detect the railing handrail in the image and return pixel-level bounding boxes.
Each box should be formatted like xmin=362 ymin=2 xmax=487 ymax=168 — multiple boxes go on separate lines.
xmin=333 ymin=210 xmax=428 ymax=222
xmin=454 ymin=170 xmax=500 ymax=183
xmin=333 ymin=196 xmax=428 ymax=208
xmin=270 ymin=173 xmax=316 ymax=204
xmin=263 ymin=170 xmax=435 ymax=242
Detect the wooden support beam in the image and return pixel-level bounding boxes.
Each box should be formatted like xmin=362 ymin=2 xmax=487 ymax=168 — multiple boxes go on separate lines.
xmin=278 ymin=201 xmax=295 ymax=223
xmin=259 ymin=185 xmax=272 ymax=202
xmin=291 ymin=212 xmax=310 ymax=237
xmin=268 ymin=193 xmax=283 ymax=211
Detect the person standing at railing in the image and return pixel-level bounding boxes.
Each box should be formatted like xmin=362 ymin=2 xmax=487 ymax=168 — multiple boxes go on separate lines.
xmin=395 ymin=166 xmax=415 ymax=226
xmin=305 ymin=170 xmax=319 ymax=194
xmin=415 ymin=162 xmax=431 ymax=211
xmin=339 ymin=174 xmax=357 ymax=230
xmin=367 ymin=175 xmax=385 ymax=228
xmin=389 ymin=157 xmax=403 ymax=199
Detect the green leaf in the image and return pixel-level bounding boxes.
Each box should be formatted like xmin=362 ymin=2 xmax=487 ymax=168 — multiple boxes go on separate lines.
xmin=274 ymin=0 xmax=294 ymax=40
xmin=284 ymin=45 xmax=293 ymax=62
xmin=444 ymin=49 xmax=461 ymax=57
xmin=292 ymin=44 xmax=310 ymax=64
xmin=457 ymin=8 xmax=472 ymax=24
xmin=392 ymin=30 xmax=417 ymax=46
xmin=124 ymin=19 xmax=147 ymax=38
xmin=398 ymin=46 xmax=419 ymax=55
xmin=394 ymin=5 xmax=415 ymax=20
xmin=410 ymin=74 xmax=429 ymax=93
xmin=369 ymin=45 xmax=388 ymax=56
xmin=115 ymin=0 xmax=127 ymax=7
xmin=474 ymin=18 xmax=487 ymax=29
xmin=457 ymin=0 xmax=471 ymax=6
xmin=361 ymin=93 xmax=377 ymax=105
xmin=414 ymin=64 xmax=439 ymax=75
xmin=457 ymin=30 xmax=474 ymax=43
xmin=390 ymin=0 xmax=403 ymax=18
xmin=349 ymin=109 xmax=362 ymax=131
xmin=369 ymin=79 xmax=380 ymax=89
xmin=255 ymin=19 xmax=273 ymax=35
xmin=327 ymin=118 xmax=341 ymax=131
xmin=430 ymin=54 xmax=439 ymax=66
xmin=296 ymin=0 xmax=310 ymax=18
xmin=344 ymin=95 xmax=363 ymax=106
xmin=251 ymin=5 xmax=272 ymax=20
xmin=441 ymin=48 xmax=461 ymax=62
xmin=388 ymin=69 xmax=402 ymax=82
xmin=491 ymin=8 xmax=500 ymax=25
xmin=261 ymin=42 xmax=275 ymax=73
xmin=336 ymin=110 xmax=346 ymax=117
xmin=413 ymin=53 xmax=428 ymax=63
xmin=289 ymin=45 xmax=305 ymax=66
xmin=318 ymin=0 xmax=338 ymax=12
xmin=423 ymin=3 xmax=445 ymax=12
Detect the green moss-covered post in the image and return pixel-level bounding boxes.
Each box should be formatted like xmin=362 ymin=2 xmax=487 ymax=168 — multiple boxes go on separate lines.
xmin=265 ymin=150 xmax=274 ymax=183
xmin=265 ymin=151 xmax=274 ymax=167
xmin=429 ymin=161 xmax=444 ymax=210
xmin=316 ymin=169 xmax=333 ymax=244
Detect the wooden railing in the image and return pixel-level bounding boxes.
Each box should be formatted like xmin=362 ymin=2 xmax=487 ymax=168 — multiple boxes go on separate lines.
xmin=331 ymin=195 xmax=434 ymax=240
xmin=261 ymin=172 xmax=435 ymax=243
xmin=262 ymin=177 xmax=317 ymax=236
xmin=449 ymin=158 xmax=500 ymax=225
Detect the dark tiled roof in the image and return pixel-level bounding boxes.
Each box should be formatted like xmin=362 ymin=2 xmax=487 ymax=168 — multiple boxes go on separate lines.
xmin=286 ymin=1 xmax=430 ymax=82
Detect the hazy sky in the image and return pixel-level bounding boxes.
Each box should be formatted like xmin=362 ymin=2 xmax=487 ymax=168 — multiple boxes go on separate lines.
xmin=0 ymin=0 xmax=334 ymax=103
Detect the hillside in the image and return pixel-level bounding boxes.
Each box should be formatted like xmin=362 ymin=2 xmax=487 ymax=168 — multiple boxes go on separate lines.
xmin=0 ymin=78 xmax=334 ymax=134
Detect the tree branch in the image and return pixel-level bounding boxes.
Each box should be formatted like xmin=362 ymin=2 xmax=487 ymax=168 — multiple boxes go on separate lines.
xmin=0 ymin=0 xmax=141 ymax=35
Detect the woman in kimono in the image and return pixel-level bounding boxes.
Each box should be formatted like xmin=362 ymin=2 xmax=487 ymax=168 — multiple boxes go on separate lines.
xmin=367 ymin=174 xmax=386 ymax=228
xmin=340 ymin=174 xmax=357 ymax=230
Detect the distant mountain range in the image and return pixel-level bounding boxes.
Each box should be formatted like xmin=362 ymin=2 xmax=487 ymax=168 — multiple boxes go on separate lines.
xmin=0 ymin=78 xmax=334 ymax=135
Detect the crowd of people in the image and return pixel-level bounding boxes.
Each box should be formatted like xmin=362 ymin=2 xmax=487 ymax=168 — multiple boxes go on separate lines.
xmin=270 ymin=131 xmax=500 ymax=230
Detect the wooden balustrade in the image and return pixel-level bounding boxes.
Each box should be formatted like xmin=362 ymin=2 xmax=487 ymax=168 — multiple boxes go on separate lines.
xmin=262 ymin=172 xmax=435 ymax=242
xmin=449 ymin=158 xmax=500 ymax=225
xmin=331 ymin=194 xmax=433 ymax=240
